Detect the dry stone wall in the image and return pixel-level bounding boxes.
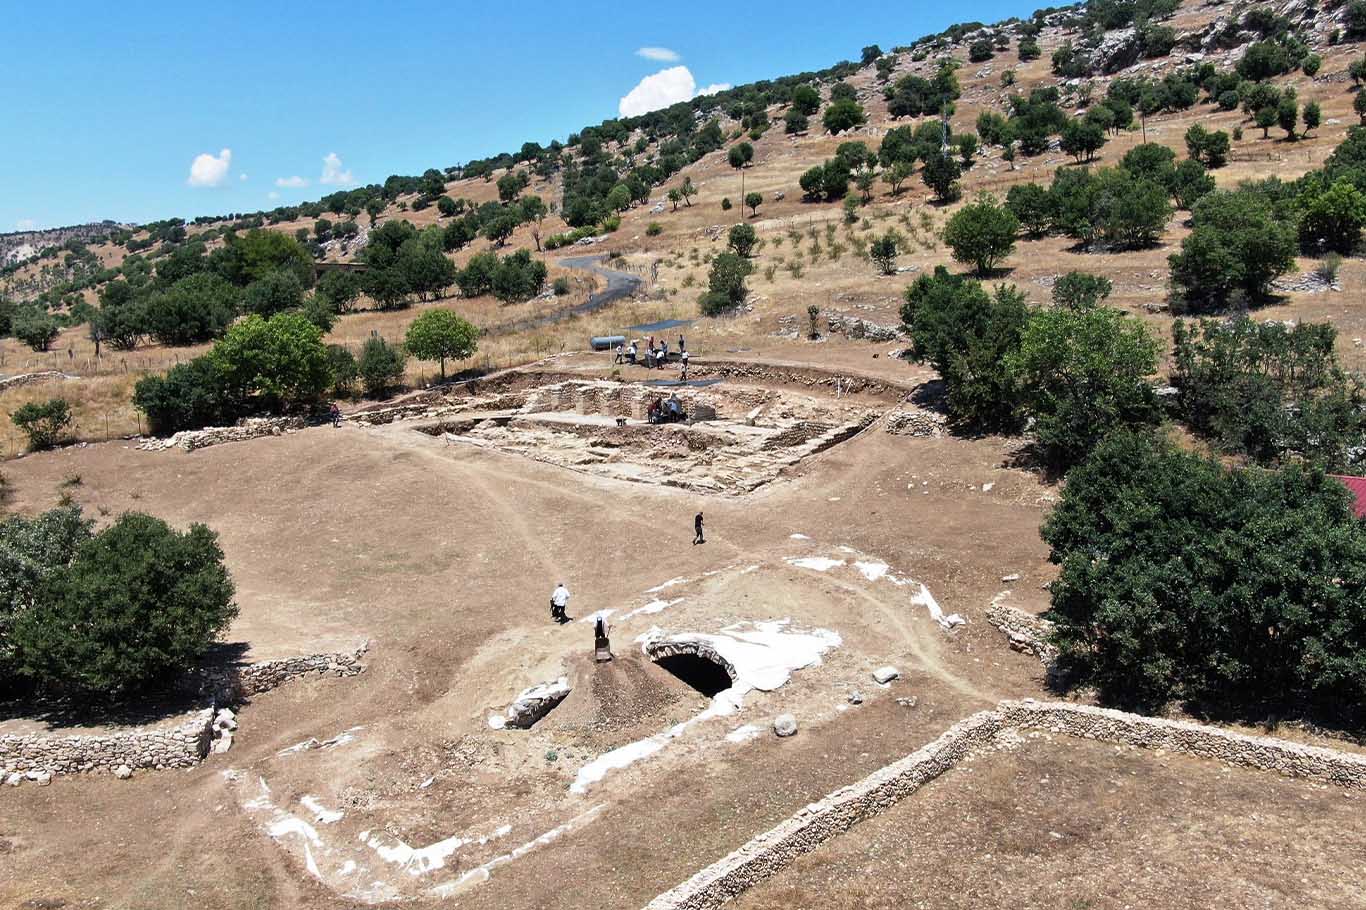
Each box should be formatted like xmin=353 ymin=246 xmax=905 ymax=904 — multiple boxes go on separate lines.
xmin=3 ymin=646 xmax=367 ymax=782
xmin=1 ymin=709 xmax=213 ymax=781
xmin=985 ymin=602 xmax=1058 ymax=664
xmin=0 ymin=371 xmax=77 ymax=393
xmin=882 ymin=406 xmax=946 ymax=438
xmin=139 ymin=416 xmax=305 ymax=452
xmin=644 ymin=700 xmax=1366 ymax=910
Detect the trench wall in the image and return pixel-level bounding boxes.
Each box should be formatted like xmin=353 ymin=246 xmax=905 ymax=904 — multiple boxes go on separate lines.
xmin=644 ymin=699 xmax=1366 ymax=910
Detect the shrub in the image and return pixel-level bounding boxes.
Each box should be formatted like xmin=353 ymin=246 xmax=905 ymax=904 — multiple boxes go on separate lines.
xmin=0 ymin=506 xmax=92 ymax=683
xmin=943 ymin=193 xmax=1018 ymax=274
xmin=11 ymin=399 xmax=74 ymax=451
xmin=900 ymin=267 xmax=1029 ymax=430
xmin=1170 ymin=159 xmax=1215 ymax=210
xmin=870 ymin=232 xmax=900 ymax=275
xmin=1006 ymin=182 xmax=1055 ymax=236
xmin=142 ymin=273 xmax=238 ymax=346
xmin=490 ymin=250 xmax=548 ymax=303
xmin=728 ymin=223 xmax=758 ymax=257
xmin=1007 ymin=306 xmax=1161 ymax=470
xmin=822 ymin=99 xmax=867 ymax=133
xmin=1302 ymin=53 xmax=1322 ymax=76
xmin=1298 ymin=177 xmax=1366 ymax=254
xmin=358 ymin=336 xmax=407 ymax=397
xmin=12 ymin=308 xmax=60 ymax=352
xmin=404 ymin=308 xmax=479 ymax=381
xmin=132 ymin=357 xmax=238 ymax=435
xmin=698 ymin=252 xmax=753 ymax=316
xmin=243 ymin=268 xmax=305 ymax=317
xmin=1052 ymin=271 xmax=1112 ymax=310
xmin=1169 ymin=189 xmax=1297 ymax=310
xmin=552 ymin=276 xmax=571 ymax=296
xmin=13 ymin=511 xmax=236 ymax=697
xmin=326 ymin=345 xmax=359 ymax=397
xmin=921 ymin=150 xmax=962 ymax=203
xmin=1043 ymin=430 xmax=1366 ymax=716
xmin=969 ymin=39 xmax=995 ymax=62
xmin=316 ymin=269 xmax=363 ymax=313
xmin=646 ymin=222 xmax=663 ymax=236
xmin=720 ymin=197 xmax=733 ymax=211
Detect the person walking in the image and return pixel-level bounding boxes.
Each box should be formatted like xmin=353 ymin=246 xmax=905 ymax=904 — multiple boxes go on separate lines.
xmin=693 ymin=511 xmax=705 ymax=545
xmin=329 ymin=403 xmax=342 ymax=428
xmin=678 ymin=333 xmax=686 ymax=353
xmin=680 ymin=349 xmax=689 ymax=381
xmin=550 ymin=582 xmax=571 ymax=623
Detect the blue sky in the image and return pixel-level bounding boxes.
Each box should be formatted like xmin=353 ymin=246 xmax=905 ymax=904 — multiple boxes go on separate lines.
xmin=3 ymin=0 xmax=1038 ymax=231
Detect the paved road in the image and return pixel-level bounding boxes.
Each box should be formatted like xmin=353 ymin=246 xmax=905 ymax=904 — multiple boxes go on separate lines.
xmin=483 ymin=254 xmax=643 ymax=337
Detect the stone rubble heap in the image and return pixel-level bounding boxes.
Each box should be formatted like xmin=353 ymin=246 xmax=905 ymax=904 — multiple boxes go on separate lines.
xmin=882 ymin=406 xmax=946 ymax=438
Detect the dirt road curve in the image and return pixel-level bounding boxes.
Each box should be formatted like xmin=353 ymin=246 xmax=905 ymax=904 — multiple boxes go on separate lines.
xmin=484 ymin=255 xmax=643 ymax=337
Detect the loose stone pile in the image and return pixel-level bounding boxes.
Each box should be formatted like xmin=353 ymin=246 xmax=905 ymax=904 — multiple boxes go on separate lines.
xmin=824 ymin=313 xmax=903 ymax=343
xmin=882 ymin=406 xmax=946 ymax=438
xmin=985 ymin=602 xmax=1058 ymax=665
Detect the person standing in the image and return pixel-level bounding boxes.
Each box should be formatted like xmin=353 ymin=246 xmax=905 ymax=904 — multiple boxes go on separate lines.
xmin=550 ymin=582 xmax=571 ymax=623
xmin=678 ymin=333 xmax=686 ymax=353
xmin=693 ymin=511 xmax=705 ymax=545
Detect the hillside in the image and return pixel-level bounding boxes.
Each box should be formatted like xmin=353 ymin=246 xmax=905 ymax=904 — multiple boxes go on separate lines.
xmin=2 ymin=0 xmax=1366 ymax=454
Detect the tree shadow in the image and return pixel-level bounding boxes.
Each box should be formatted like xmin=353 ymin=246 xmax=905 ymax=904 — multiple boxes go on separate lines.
xmin=0 ymin=641 xmax=251 ymax=731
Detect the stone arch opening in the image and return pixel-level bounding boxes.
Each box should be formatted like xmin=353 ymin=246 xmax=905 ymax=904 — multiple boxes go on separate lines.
xmin=645 ymin=641 xmax=736 ymax=698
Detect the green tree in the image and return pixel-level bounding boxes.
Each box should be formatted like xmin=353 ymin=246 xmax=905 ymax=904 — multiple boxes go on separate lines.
xmin=243 ymin=268 xmax=305 ymax=318
xmin=943 ymin=193 xmax=1019 ymax=275
xmin=698 ymin=252 xmax=753 ymax=316
xmin=884 ymin=160 xmax=913 ymax=195
xmin=209 ymin=312 xmax=331 ymax=412
xmin=744 ymin=191 xmax=763 ymax=217
xmin=404 ymin=309 xmax=478 ymax=381
xmin=1278 ymin=99 xmax=1299 ymax=139
xmin=1060 ymin=119 xmax=1106 ymax=163
xmin=365 ymin=198 xmax=385 ymax=225
xmin=132 ymin=358 xmax=237 ymax=435
xmin=728 ymin=142 xmax=754 ymax=170
xmin=1169 ymin=189 xmax=1298 ymax=310
xmin=12 ymin=307 xmax=61 ymax=352
xmin=1006 ymin=182 xmax=1055 ymax=236
xmin=1042 ymin=430 xmax=1366 ymax=715
xmin=357 ymin=336 xmax=408 ymax=397
xmin=1303 ymin=100 xmax=1322 ymax=136
xmin=900 ymin=267 xmax=1030 ymax=430
xmin=1299 ymin=177 xmax=1366 ymax=254
xmin=1052 ymin=271 xmax=1112 ymax=310
xmin=822 ymin=99 xmax=867 ymax=134
xmin=11 ymin=399 xmax=73 ymax=451
xmin=1255 ymin=105 xmax=1277 ymax=138
xmin=922 ymin=150 xmax=962 ymax=203
xmin=142 ymin=272 xmax=238 ymax=346
xmin=1355 ymin=91 xmax=1366 ymax=126
xmin=1007 ymin=306 xmax=1161 ymax=469
xmin=728 ymin=223 xmax=758 ymax=257
xmin=14 ymin=512 xmax=236 ymax=697
xmin=0 ymin=506 xmax=92 ymax=683
xmin=1170 ymin=159 xmax=1215 ymax=210
xmin=870 ymin=232 xmax=900 ymax=275
xmin=790 ymin=84 xmax=821 ymax=116
xmin=679 ymin=176 xmax=696 ymax=206
xmin=316 ymin=268 xmax=363 ymax=314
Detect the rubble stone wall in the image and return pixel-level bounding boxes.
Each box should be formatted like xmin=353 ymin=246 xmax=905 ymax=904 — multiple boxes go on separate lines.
xmin=685 ymin=361 xmax=911 ymax=401
xmin=0 ymin=371 xmax=77 ymax=393
xmin=139 ymin=416 xmax=305 ymax=452
xmin=1 ymin=709 xmax=213 ymax=778
xmin=985 ymin=602 xmax=1058 ymax=664
xmin=644 ymin=700 xmax=1366 ymax=909
xmin=3 ymin=645 xmax=367 ymax=781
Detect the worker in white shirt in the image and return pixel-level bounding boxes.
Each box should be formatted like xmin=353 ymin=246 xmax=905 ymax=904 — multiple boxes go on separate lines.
xmin=550 ymin=583 xmax=571 ymax=623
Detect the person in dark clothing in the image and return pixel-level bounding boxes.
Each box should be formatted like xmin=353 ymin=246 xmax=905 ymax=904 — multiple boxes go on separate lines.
xmin=693 ymin=511 xmax=705 ymax=545
xmin=329 ymin=403 xmax=342 ymax=427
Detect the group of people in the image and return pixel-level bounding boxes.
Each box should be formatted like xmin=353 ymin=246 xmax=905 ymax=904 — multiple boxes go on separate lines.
xmin=646 ymin=392 xmax=685 ymax=424
xmin=548 ymin=511 xmax=704 ymax=628
xmin=615 ymin=333 xmax=688 ymax=377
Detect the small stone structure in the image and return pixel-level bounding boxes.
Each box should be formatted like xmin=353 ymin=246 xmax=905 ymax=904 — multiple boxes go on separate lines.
xmin=824 ymin=313 xmax=903 ymax=342
xmin=643 ymin=699 xmax=1366 ymax=910
xmin=882 ymin=406 xmax=946 ymax=438
xmin=985 ymin=601 xmax=1057 ymax=665
xmin=1 ymin=645 xmax=367 ymax=782
xmin=138 ymin=416 xmax=306 ymax=452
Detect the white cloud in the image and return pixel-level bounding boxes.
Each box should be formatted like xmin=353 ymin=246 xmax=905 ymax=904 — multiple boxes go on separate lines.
xmin=267 ymin=191 xmax=280 ymax=200
xmin=696 ymin=82 xmax=732 ymax=97
xmin=275 ymin=175 xmax=309 ymax=188
xmin=619 ymin=66 xmax=728 ymax=117
xmin=16 ymin=218 xmax=37 ymax=230
xmin=187 ymin=148 xmax=232 ymax=187
xmin=636 ymin=46 xmax=680 ymax=62
xmin=319 ymin=152 xmax=356 ymax=186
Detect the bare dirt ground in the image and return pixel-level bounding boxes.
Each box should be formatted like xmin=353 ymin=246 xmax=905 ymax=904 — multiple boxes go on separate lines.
xmin=733 ymin=732 xmax=1366 ymax=910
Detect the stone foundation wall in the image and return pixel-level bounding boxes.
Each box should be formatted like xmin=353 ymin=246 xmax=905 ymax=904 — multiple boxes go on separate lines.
xmin=684 ymin=361 xmax=912 ymax=401
xmin=883 ymin=406 xmax=946 ymax=438
xmin=644 ymin=700 xmax=1366 ymax=909
xmin=139 ymin=416 xmax=306 ymax=452
xmin=985 ymin=602 xmax=1058 ymax=665
xmin=0 ymin=371 xmax=77 ymax=393
xmin=1 ymin=708 xmax=213 ymax=779
xmin=2 ymin=645 xmax=367 ymax=782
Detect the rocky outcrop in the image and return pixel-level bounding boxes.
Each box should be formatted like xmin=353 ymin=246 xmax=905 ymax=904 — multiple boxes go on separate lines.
xmin=824 ymin=313 xmax=904 ymax=343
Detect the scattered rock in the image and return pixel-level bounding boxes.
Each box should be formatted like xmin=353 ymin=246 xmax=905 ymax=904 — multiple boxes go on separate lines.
xmin=872 ymin=666 xmax=901 ymax=685
xmin=25 ymin=770 xmax=52 ymax=786
xmin=4 ymin=772 xmax=21 ymax=787
xmin=113 ymin=765 xmax=133 ymax=780
xmin=211 ymin=732 xmax=234 ymax=755
xmin=895 ymin=696 xmax=919 ymax=709
xmin=1001 ymin=573 xmax=1021 ymax=583
xmin=213 ymin=708 xmax=237 ymax=732
xmin=848 ymin=690 xmax=864 ymax=705
xmin=773 ymin=714 xmax=798 ymax=737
